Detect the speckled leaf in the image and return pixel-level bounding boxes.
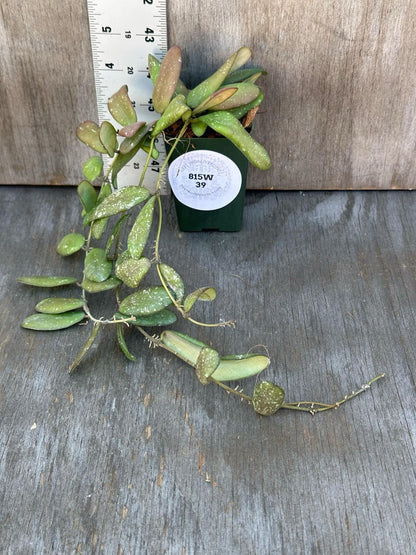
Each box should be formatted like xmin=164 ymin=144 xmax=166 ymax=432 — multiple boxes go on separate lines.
xmin=35 ymin=297 xmax=85 ymax=314
xmin=150 ymin=95 xmax=191 ymax=137
xmin=127 ymin=196 xmax=156 ymax=259
xmin=192 ymin=87 xmax=238 ymax=116
xmin=119 ymin=286 xmax=172 ymax=317
xmin=81 ymin=276 xmax=121 ymax=293
xmin=57 ymin=233 xmax=85 ymax=256
xmin=84 ymin=248 xmax=113 ymax=282
xmin=152 ymin=45 xmax=182 ymax=113
xmin=21 ymin=310 xmax=85 ymax=331
xmin=208 ymin=83 xmax=260 ymax=111
xmin=91 ymin=218 xmax=109 ymax=240
xmin=18 ymin=276 xmax=78 ymax=287
xmin=183 ymin=287 xmax=217 ymax=313
xmin=76 ymin=121 xmax=107 ymax=153
xmin=118 ymin=121 xmax=146 ymax=138
xmin=195 ymin=347 xmax=220 ymax=385
xmin=119 ymin=123 xmax=148 ymax=155
xmin=82 ymin=156 xmax=103 ymax=181
xmin=105 ymin=214 xmax=130 ymax=256
xmin=78 ymin=180 xmax=97 ymax=213
xmin=252 ymin=381 xmax=285 ymax=416
xmin=125 ymin=308 xmax=177 ymax=327
xmin=99 ymin=121 xmax=118 ymax=157
xmin=159 ymin=263 xmax=184 ymax=301
xmin=86 ymin=186 xmax=150 ymax=223
xmin=197 ymin=111 xmax=271 ymax=170
xmin=115 ymin=255 xmax=151 ymax=288
xmin=108 ymin=85 xmax=137 ymax=126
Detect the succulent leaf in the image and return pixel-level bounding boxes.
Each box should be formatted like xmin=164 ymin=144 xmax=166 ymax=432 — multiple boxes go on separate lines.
xmin=57 ymin=233 xmax=85 ymax=256
xmin=252 ymin=381 xmax=285 ymax=415
xmin=99 ymin=121 xmax=118 ymax=157
xmin=208 ymin=83 xmax=260 ymax=111
xmin=197 ymin=111 xmax=271 ymax=170
xmin=82 ymin=156 xmax=103 ymax=181
xmin=85 ymin=186 xmax=150 ymax=223
xmin=152 ymin=45 xmax=182 ymax=113
xmin=191 ymin=87 xmax=238 ymax=115
xmin=108 ymin=85 xmax=137 ymax=126
xmin=76 ymin=121 xmax=107 ymax=153
xmin=150 ymin=95 xmax=192 ymax=137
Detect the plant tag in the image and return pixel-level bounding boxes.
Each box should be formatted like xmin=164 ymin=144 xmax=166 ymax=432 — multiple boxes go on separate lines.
xmin=168 ymin=150 xmax=242 ymax=211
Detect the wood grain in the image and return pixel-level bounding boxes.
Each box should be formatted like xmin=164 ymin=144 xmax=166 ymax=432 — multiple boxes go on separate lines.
xmin=0 ymin=1 xmax=415 ymax=188
xmin=1 ymin=186 xmax=415 ymax=552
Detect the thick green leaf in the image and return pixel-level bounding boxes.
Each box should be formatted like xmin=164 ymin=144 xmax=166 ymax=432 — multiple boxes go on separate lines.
xmin=68 ymin=323 xmax=102 ymax=374
xmin=127 ymin=196 xmax=156 ymax=259
xmin=159 ymin=263 xmax=184 ymax=301
xmin=57 ymin=233 xmax=85 ymax=256
xmin=81 ymin=276 xmax=121 ymax=293
xmin=211 ymin=354 xmax=270 ymax=382
xmin=152 ymin=45 xmax=182 ymax=113
xmin=35 ymin=297 xmax=85 ymax=314
xmin=119 ymin=286 xmax=172 ymax=316
xmin=183 ymin=287 xmax=217 ymax=313
xmin=208 ymin=83 xmax=260 ymax=111
xmin=228 ymin=92 xmax=264 ymax=121
xmin=150 ymin=95 xmax=192 ymax=137
xmin=191 ymin=120 xmax=208 ymax=137
xmin=160 ymin=330 xmax=205 ymax=367
xmin=115 ymin=254 xmax=151 ymax=288
xmin=76 ymin=121 xmax=107 ymax=153
xmin=78 ymin=180 xmax=98 ymax=213
xmin=18 ymin=276 xmax=78 ymax=287
xmin=84 ymin=248 xmax=113 ymax=282
xmin=192 ymin=87 xmax=238 ymax=116
xmin=195 ymin=346 xmax=220 ymax=385
xmin=223 ymin=68 xmax=266 ymax=85
xmin=105 ymin=214 xmax=130 ymax=256
xmin=108 ymin=85 xmax=137 ymax=126
xmin=91 ymin=218 xmax=109 ymax=239
xmin=117 ymin=324 xmax=137 ymax=361
xmin=125 ymin=308 xmax=177 ymax=327
xmin=148 ymin=54 xmax=161 ymax=84
xmin=252 ymin=381 xmax=285 ymax=415
xmin=186 ymin=47 xmax=251 ymax=110
xmin=99 ymin=121 xmax=118 ymax=157
xmin=197 ymin=111 xmax=271 ymax=170
xmin=85 ymin=186 xmax=150 ymax=222
xmin=82 ymin=156 xmax=103 ymax=181
xmin=141 ymin=139 xmax=160 ymax=159
xmin=119 ymin=123 xmax=148 ymax=155
xmin=21 ymin=310 xmax=85 ymax=331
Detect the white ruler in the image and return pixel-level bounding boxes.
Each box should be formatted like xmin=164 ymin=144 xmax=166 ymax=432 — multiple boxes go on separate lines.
xmin=86 ymin=0 xmax=168 ymax=193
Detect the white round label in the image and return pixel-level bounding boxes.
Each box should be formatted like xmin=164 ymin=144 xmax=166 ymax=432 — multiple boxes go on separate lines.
xmin=168 ymin=150 xmax=242 ymax=211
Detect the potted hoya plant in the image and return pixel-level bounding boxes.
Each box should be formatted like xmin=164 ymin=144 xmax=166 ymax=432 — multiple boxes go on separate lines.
xmin=147 ymin=45 xmax=271 ymax=231
xmin=17 ymin=45 xmax=384 ymax=416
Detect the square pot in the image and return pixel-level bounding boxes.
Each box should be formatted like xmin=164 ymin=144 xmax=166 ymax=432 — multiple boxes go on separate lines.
xmin=165 ymin=136 xmax=249 ymax=232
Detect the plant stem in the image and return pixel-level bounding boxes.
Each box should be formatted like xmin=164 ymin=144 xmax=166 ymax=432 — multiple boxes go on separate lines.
xmin=281 ymin=373 xmax=386 ymax=415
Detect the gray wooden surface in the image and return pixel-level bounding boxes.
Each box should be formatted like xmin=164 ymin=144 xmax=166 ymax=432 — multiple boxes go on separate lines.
xmin=1 ymin=1 xmax=416 ymax=189
xmin=1 ymin=186 xmax=415 ymax=553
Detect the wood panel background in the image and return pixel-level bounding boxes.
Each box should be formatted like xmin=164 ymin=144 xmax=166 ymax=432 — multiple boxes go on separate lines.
xmin=1 ymin=0 xmax=415 ymax=189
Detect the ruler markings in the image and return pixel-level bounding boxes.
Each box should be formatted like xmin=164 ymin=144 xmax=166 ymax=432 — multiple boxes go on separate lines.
xmin=86 ymin=0 xmax=169 ymax=193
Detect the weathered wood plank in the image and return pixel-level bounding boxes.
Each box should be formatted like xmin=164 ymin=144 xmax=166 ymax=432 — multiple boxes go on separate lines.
xmin=1 ymin=1 xmax=415 ymax=188
xmin=0 ymin=186 xmax=415 ymax=552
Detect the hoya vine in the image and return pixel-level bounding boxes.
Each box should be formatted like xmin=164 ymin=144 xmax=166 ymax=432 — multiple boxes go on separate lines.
xmin=18 ymin=46 xmax=384 ymax=415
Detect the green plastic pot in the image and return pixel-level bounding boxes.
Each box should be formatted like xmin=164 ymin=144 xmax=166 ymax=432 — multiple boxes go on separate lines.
xmin=165 ymin=136 xmax=249 ymax=232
